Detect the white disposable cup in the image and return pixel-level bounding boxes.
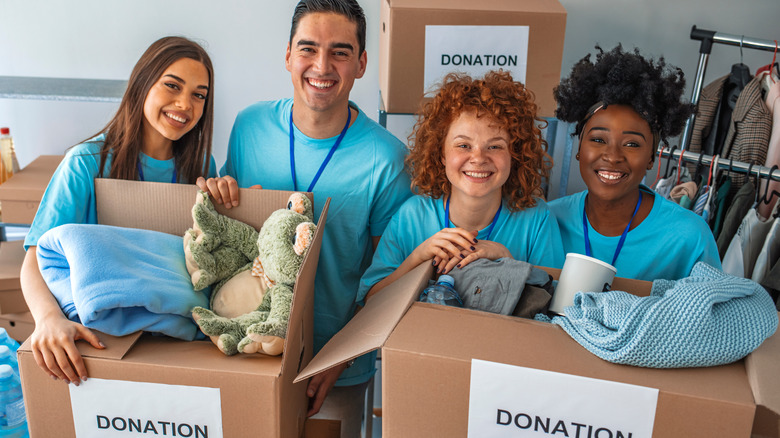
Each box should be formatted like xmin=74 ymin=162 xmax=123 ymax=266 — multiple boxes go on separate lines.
xmin=549 ymin=253 xmax=617 ymax=316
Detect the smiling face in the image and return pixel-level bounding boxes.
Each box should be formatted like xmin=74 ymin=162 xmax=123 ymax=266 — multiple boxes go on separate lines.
xmin=443 ymin=110 xmax=512 ymax=204
xmin=142 ymin=57 xmax=209 ymax=154
xmin=577 ymin=104 xmax=655 ymax=204
xmin=285 ymin=12 xmax=367 ymax=117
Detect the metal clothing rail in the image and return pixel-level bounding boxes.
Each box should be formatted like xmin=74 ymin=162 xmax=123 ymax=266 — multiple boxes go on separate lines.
xmin=659 ymin=147 xmax=780 ymax=182
xmin=679 ymin=26 xmax=779 ymax=152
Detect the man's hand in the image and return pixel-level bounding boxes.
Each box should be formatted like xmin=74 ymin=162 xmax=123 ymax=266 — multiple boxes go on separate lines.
xmin=306 ymin=362 xmax=349 ymax=416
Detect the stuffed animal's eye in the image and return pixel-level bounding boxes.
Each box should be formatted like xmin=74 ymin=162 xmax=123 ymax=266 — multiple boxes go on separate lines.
xmin=291 ymin=233 xmax=297 ymax=246
xmin=287 ymin=201 xmax=293 ymax=210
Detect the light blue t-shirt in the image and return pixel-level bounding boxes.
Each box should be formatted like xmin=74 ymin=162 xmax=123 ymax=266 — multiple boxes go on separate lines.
xmin=25 ymin=134 xmax=217 ymax=249
xmin=548 ymin=186 xmax=722 ymax=281
xmin=222 ymin=98 xmax=412 ymax=386
xmin=358 ymin=195 xmax=565 ymax=302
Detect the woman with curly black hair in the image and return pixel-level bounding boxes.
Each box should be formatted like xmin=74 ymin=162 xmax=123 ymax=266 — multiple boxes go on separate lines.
xmin=549 ymin=45 xmax=721 ymax=281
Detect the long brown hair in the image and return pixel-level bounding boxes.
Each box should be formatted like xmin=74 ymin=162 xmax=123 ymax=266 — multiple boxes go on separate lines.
xmin=95 ymin=36 xmax=214 ymax=182
xmin=407 ymin=70 xmax=551 ymax=211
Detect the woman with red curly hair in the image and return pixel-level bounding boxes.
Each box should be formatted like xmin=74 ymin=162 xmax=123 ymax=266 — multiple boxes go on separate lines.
xmin=358 ymin=71 xmax=564 ymax=301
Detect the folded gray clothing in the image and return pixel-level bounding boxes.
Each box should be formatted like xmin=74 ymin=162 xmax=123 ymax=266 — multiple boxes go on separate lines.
xmin=449 ymin=258 xmax=551 ymax=316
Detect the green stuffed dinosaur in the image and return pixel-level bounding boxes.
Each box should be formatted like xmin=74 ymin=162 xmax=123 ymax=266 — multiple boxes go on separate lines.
xmin=184 ymin=191 xmax=316 ymax=356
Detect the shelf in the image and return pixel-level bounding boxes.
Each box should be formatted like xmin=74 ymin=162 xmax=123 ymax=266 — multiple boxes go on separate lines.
xmin=0 ymin=76 xmax=127 ymax=102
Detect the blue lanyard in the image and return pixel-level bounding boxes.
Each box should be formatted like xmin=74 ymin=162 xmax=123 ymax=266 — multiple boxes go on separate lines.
xmin=583 ymin=190 xmax=642 ymax=266
xmin=137 ymin=160 xmax=177 ymax=183
xmin=289 ymin=107 xmax=351 ymax=192
xmin=445 ymin=196 xmax=502 ymax=241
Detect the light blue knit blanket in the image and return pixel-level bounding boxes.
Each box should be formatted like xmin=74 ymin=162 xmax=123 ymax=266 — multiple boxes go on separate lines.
xmin=536 ymin=262 xmax=778 ymax=368
xmin=37 ymin=224 xmax=209 ymax=341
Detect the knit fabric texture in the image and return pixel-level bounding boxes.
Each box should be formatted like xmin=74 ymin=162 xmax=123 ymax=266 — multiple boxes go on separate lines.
xmin=537 ymin=262 xmax=778 ymax=368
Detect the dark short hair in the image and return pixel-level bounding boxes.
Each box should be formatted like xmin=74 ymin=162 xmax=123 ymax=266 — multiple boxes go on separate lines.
xmin=289 ymin=0 xmax=366 ymax=55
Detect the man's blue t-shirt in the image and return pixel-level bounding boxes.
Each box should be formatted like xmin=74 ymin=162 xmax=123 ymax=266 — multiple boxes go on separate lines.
xmin=222 ymin=98 xmax=412 ymax=386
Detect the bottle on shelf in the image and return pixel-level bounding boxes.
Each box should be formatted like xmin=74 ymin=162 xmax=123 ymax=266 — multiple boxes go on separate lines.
xmin=0 ymin=128 xmax=15 ymax=184
xmin=0 ymin=364 xmax=28 ymax=437
xmin=419 ymin=274 xmax=463 ymax=307
xmin=0 ymin=330 xmax=19 ymax=353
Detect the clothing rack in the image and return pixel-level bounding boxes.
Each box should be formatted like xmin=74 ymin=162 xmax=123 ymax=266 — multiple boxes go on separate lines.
xmin=659 ymin=147 xmax=780 ymax=182
xmin=679 ymin=25 xmax=779 ymax=152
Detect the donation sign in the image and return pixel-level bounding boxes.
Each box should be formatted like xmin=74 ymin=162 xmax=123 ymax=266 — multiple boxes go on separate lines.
xmin=69 ymin=378 xmax=223 ymax=438
xmin=424 ymin=25 xmax=529 ymax=96
xmin=468 ymin=359 xmax=658 ymax=438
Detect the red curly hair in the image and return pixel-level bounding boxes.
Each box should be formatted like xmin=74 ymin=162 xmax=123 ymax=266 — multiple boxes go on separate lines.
xmin=407 ymin=70 xmax=552 ymax=211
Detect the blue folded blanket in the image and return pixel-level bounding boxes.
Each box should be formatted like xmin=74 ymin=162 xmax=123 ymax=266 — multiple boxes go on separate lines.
xmin=36 ymin=224 xmax=209 ymax=340
xmin=537 ymin=262 xmax=778 ymax=368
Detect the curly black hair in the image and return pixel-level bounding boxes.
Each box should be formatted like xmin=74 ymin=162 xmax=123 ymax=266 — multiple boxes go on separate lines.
xmin=554 ymin=45 xmax=694 ymax=146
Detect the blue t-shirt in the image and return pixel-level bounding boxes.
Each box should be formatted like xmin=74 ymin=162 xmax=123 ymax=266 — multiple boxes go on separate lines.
xmin=358 ymin=195 xmax=565 ymax=302
xmin=548 ymin=186 xmax=722 ymax=281
xmin=222 ymin=98 xmax=412 ymax=386
xmin=25 ymin=134 xmax=217 ymax=249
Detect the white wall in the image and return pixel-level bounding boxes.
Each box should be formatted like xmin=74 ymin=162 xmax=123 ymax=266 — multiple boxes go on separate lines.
xmin=1 ymin=0 xmax=778 ymax=197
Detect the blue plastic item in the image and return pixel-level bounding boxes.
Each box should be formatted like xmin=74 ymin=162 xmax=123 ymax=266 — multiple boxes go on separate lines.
xmin=419 ymin=274 xmax=463 ymax=307
xmin=0 ymin=330 xmax=19 ymax=353
xmin=0 ymin=364 xmax=28 ymax=437
xmin=0 ymin=348 xmax=17 ymax=380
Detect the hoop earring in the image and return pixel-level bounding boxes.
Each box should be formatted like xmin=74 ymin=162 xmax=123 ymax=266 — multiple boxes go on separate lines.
xmin=576 ymin=153 xmax=580 ymax=160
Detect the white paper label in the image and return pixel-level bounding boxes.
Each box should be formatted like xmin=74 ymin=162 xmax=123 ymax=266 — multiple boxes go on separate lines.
xmin=468 ymin=359 xmax=658 ymax=438
xmin=424 ymin=25 xmax=529 ymax=95
xmin=69 ymin=378 xmax=223 ymax=437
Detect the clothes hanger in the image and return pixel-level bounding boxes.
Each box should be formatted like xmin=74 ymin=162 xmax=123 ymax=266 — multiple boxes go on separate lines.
xmin=663 ymin=145 xmax=678 ymax=179
xmin=759 ymin=165 xmax=780 ymax=207
xmin=651 ymin=143 xmax=667 ymax=188
xmin=758 ymin=41 xmax=779 ymax=94
xmin=728 ymin=36 xmax=752 ymax=89
xmin=694 ymin=150 xmax=706 ymax=186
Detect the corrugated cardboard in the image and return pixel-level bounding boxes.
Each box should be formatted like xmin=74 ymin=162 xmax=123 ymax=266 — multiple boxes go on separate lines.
xmin=378 ymin=0 xmax=566 ymax=116
xmin=18 ymin=179 xmax=329 ymax=438
xmin=0 ymin=240 xmax=28 ymax=314
xmin=745 ymin=312 xmax=780 ymax=438
xmin=298 ymin=263 xmax=779 ymax=437
xmin=0 ymin=155 xmax=62 ymax=224
xmin=0 ymin=311 xmax=34 ymax=343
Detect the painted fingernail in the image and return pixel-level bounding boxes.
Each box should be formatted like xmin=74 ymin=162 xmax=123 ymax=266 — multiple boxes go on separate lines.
xmin=457 ymin=264 xmax=462 ymax=269
xmin=470 ymin=246 xmax=476 ymax=251
xmin=99 ymin=341 xmax=106 ymax=348
xmin=432 ymin=260 xmax=437 ymax=266
xmin=51 ymin=376 xmax=58 ymax=382
xmin=459 ymin=253 xmax=465 ymax=258
xmin=473 ymin=239 xmax=478 ymax=244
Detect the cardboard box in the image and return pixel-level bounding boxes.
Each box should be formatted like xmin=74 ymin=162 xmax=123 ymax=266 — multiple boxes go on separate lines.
xmin=378 ymin=0 xmax=567 ymax=116
xmin=18 ymin=179 xmax=329 ymax=438
xmin=298 ymin=264 xmax=780 ymax=437
xmin=0 ymin=312 xmax=34 ymax=344
xmin=0 ymin=155 xmax=62 ymax=224
xmin=0 ymin=240 xmax=28 ymax=314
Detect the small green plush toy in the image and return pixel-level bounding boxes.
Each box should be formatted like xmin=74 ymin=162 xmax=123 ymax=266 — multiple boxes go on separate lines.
xmin=184 ymin=191 xmax=316 ymax=356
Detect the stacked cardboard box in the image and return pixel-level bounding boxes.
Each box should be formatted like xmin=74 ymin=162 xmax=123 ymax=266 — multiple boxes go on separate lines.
xmin=379 ymin=0 xmax=567 ymax=117
xmin=0 ymin=155 xmax=62 ymax=224
xmin=299 ymin=264 xmax=780 ymax=437
xmin=19 ymin=179 xmax=333 ymax=437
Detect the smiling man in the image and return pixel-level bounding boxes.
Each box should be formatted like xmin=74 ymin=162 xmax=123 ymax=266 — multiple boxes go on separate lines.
xmin=201 ymin=1 xmax=412 ymax=436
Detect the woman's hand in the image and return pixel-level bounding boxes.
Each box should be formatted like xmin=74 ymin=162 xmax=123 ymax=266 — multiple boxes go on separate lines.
xmin=410 ymin=228 xmax=478 ymax=274
xmin=30 ymin=313 xmax=104 ymax=385
xmin=455 ymin=240 xmax=512 ymax=271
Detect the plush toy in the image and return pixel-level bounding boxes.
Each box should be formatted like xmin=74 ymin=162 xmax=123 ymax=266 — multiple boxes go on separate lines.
xmin=184 ymin=190 xmax=316 ymax=356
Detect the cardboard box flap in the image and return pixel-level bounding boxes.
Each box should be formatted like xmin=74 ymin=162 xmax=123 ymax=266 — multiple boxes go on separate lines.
xmin=295 ymin=262 xmax=432 ymax=382
xmin=281 ymin=198 xmax=329 ymax=376
xmin=95 ymin=179 xmax=312 ymax=235
xmin=0 ymin=155 xmax=63 ymax=201
xmin=19 ymin=331 xmax=142 ymax=360
xmin=745 ymin=312 xmax=780 ymax=436
xmin=0 ymin=241 xmax=25 ymax=291
xmin=387 ymin=0 xmax=565 ymax=13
